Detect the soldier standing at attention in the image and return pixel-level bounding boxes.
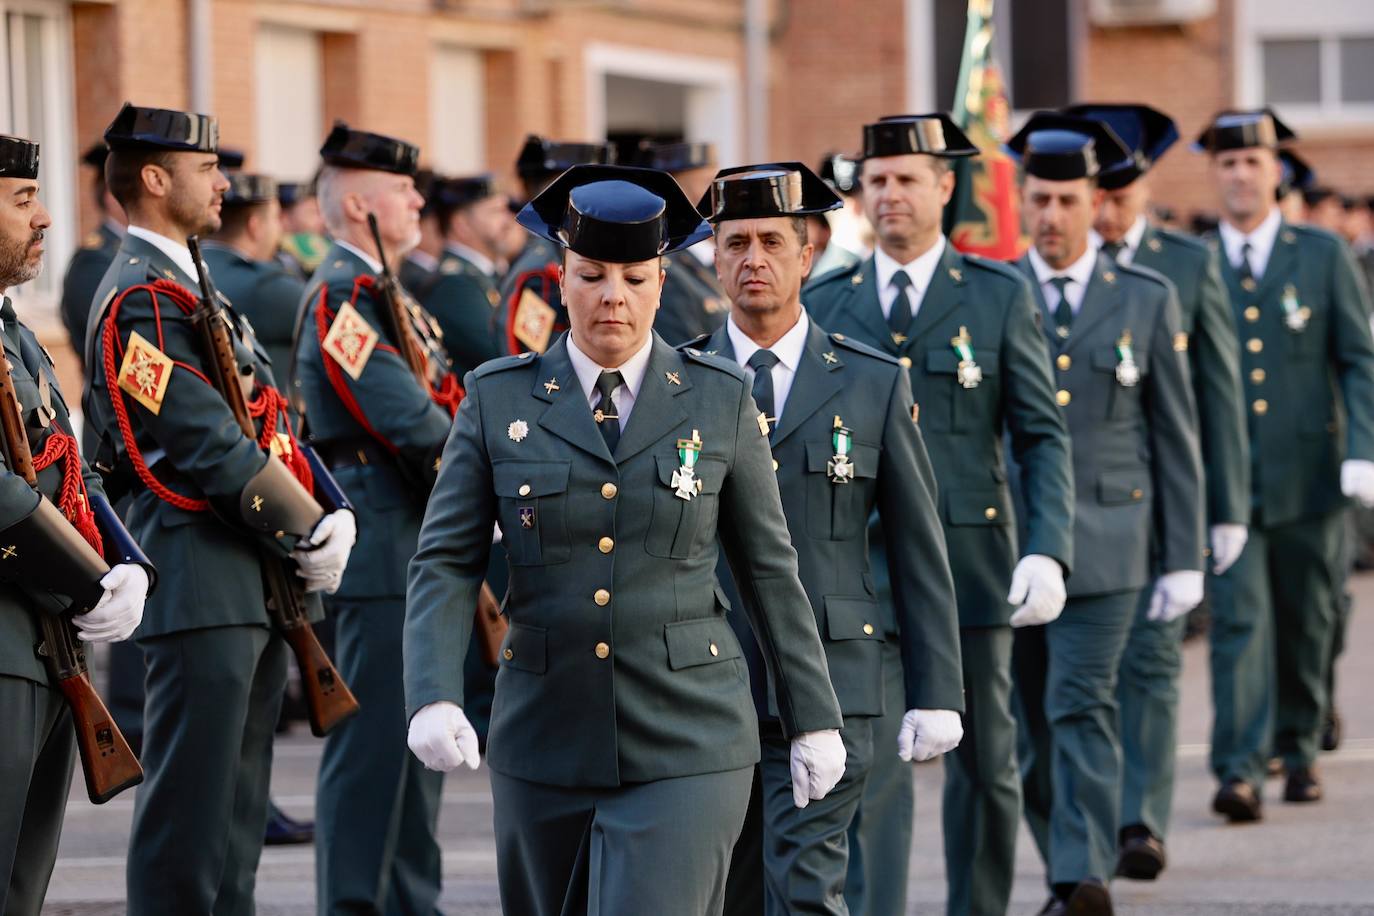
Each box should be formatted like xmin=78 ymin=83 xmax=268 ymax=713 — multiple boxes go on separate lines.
xmin=59 ymin=142 xmax=125 ymax=367
xmin=0 ymin=133 xmax=150 ymax=916
xmin=1195 ymin=109 xmax=1374 ymax=819
xmin=1006 ymin=112 xmax=1204 ymax=916
xmin=83 ymin=104 xmax=355 ymax=916
xmin=805 ymin=115 xmax=1075 ymax=916
xmin=1063 ymin=103 xmax=1250 ymax=880
xmin=404 ymin=164 xmax=845 ymax=916
xmin=694 ymin=162 xmax=963 ymax=916
xmin=294 ymin=124 xmax=461 ymax=916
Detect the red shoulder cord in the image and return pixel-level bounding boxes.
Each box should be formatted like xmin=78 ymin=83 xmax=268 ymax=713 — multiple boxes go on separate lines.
xmin=33 ymin=431 xmax=103 ymax=554
xmin=503 ymin=263 xmax=565 ymax=356
xmin=101 ymin=279 xmax=312 ymax=514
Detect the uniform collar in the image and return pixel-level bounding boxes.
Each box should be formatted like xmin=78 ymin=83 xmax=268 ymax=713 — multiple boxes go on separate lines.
xmin=126 ymin=224 xmax=198 ymax=281
xmin=445 ymin=241 xmax=497 ymax=278
xmin=1091 ymin=215 xmax=1148 ymax=262
xmin=724 ymin=310 xmax=809 ymax=374
xmin=874 ymin=235 xmax=946 ymax=298
xmin=1028 ymin=242 xmax=1097 ymax=289
xmin=336 ymin=239 xmax=383 ymax=274
xmin=406 ymin=249 xmax=438 ymax=272
xmin=566 ymin=331 xmax=654 ymax=404
xmin=1219 ymin=206 xmax=1282 ymax=275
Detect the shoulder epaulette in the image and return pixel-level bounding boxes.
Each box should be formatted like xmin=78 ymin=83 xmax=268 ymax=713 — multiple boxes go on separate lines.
xmin=960 ymin=252 xmax=1025 ymax=285
xmin=806 ymin=259 xmax=864 ymax=289
xmin=473 ymin=351 xmax=538 ymax=378
xmin=1285 ymin=222 xmax=1343 ymax=250
xmin=676 ymin=333 xmax=713 ymax=352
xmin=1149 ymin=226 xmax=1209 ymax=255
xmin=1116 ymin=260 xmax=1174 ymax=293
xmin=827 ymin=331 xmax=899 ymax=365
xmin=680 ymin=347 xmax=747 ymax=381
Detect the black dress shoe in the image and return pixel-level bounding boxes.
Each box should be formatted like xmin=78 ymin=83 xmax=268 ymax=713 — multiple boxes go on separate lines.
xmin=1266 ymin=756 xmax=1285 ymax=777
xmin=264 ymin=803 xmax=315 ymax=845
xmin=1212 ymin=779 xmax=1263 ymax=822
xmin=1036 ymin=896 xmax=1068 ymax=916
xmin=1066 ymin=879 xmax=1113 ymax=916
xmin=1284 ymin=767 xmax=1322 ymax=803
xmin=1322 ymin=709 xmax=1343 ymax=752
xmin=1116 ymin=824 xmax=1167 ymax=880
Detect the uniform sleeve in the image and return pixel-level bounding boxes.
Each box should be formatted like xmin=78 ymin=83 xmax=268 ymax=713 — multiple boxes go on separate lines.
xmin=404 ymin=375 xmax=495 ymax=718
xmin=718 ymin=380 xmax=843 ymax=737
xmin=1000 ymin=277 xmax=1075 ymax=572
xmin=0 ymin=462 xmax=41 ymax=529
xmin=1146 ymin=285 xmax=1205 ymax=575
xmin=254 ymin=271 xmax=306 ymax=355
xmin=875 ymin=367 xmax=964 ymax=712
xmin=1190 ymin=248 xmax=1250 ymax=526
xmin=1327 ymin=241 xmax=1374 ymax=462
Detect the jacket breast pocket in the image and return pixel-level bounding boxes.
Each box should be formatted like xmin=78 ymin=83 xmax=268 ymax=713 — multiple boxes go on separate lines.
xmin=493 ymin=460 xmax=572 ymax=566
xmin=646 ymin=454 xmax=726 ymax=559
xmin=1097 ymin=468 xmax=1150 ymax=506
xmin=805 ymin=439 xmax=878 ymax=540
xmin=924 ymin=349 xmax=999 ymax=433
xmin=944 ymin=486 xmax=1012 ymax=527
xmin=497 ymin=622 xmax=547 ymax=675
xmin=1090 ymin=346 xmax=1148 ymax=421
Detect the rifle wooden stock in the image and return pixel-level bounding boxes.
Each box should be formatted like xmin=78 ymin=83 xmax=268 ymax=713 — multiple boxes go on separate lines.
xmin=475 ymin=581 xmax=508 ymax=669
xmin=0 ymin=353 xmax=143 ymax=804
xmin=366 ymin=213 xmax=428 ymax=383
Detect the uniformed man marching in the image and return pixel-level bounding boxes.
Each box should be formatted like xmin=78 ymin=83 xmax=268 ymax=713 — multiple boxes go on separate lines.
xmin=404 ymin=164 xmax=846 ymax=916
xmin=0 ymin=133 xmax=150 ymax=916
xmin=805 ymin=114 xmax=1075 ymax=916
xmin=293 ymin=123 xmax=460 ymax=915
xmin=1006 ymin=112 xmax=1204 ymax=916
xmin=1195 ymin=108 xmax=1374 ymax=819
xmin=693 ymin=162 xmax=963 ymax=916
xmin=83 ymin=104 xmax=355 ymax=915
xmin=59 ymin=142 xmax=125 ymax=367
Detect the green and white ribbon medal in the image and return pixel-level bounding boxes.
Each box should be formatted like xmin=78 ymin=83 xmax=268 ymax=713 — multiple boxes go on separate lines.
xmin=952 ymin=326 xmax=983 ymax=389
xmin=1281 ymin=284 xmax=1310 ymax=332
xmin=1115 ymin=329 xmax=1140 ymax=388
xmin=672 ymin=429 xmax=704 ymax=501
xmin=828 ymin=416 xmax=855 ymax=484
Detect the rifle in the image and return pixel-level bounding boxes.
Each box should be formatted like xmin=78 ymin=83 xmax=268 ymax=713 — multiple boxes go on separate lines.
xmin=187 ymin=236 xmax=359 ymax=737
xmin=0 ymin=353 xmax=143 ymax=804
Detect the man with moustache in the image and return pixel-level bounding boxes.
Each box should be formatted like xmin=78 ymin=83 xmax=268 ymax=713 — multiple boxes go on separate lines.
xmin=83 ymin=104 xmax=355 ymax=915
xmin=692 ymin=162 xmax=962 ymax=916
xmin=1195 ymin=109 xmax=1374 ymax=818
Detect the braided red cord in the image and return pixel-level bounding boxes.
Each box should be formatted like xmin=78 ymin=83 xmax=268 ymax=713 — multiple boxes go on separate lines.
xmin=248 ymin=384 xmax=313 ymax=491
xmin=32 ymin=430 xmax=103 ymax=554
xmin=316 ymin=282 xmax=399 ymax=455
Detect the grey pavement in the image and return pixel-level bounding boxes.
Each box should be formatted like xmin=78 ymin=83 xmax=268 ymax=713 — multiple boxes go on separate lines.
xmin=42 ymin=575 xmax=1374 ymax=914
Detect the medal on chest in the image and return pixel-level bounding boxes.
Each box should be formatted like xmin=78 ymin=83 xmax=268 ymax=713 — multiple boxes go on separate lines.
xmin=951 ymin=326 xmax=982 ymax=389
xmin=1281 ymin=284 xmax=1310 ymax=332
xmin=672 ymin=429 xmax=705 ymax=501
xmin=827 ymin=416 xmax=855 ymax=484
xmin=1115 ymin=330 xmax=1140 ymax=388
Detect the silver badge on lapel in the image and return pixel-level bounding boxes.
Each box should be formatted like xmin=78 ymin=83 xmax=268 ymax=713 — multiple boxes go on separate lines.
xmin=507 ymin=420 xmax=529 ymax=442
xmin=1115 ymin=330 xmax=1140 ymax=388
xmin=827 ymin=416 xmax=855 ymax=484
xmin=951 ymin=326 xmax=982 ymax=389
xmin=1281 ymin=284 xmax=1310 ymax=332
xmin=672 ymin=430 xmax=705 ymax=501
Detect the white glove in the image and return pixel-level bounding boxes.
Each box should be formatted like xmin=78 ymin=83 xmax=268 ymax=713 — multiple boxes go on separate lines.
xmin=1209 ymin=523 xmax=1249 ymax=575
xmin=897 ymin=708 xmax=963 ymax=762
xmin=407 ymin=701 xmax=480 ymax=772
xmin=75 ymin=563 xmax=149 ymax=643
xmin=790 ymin=728 xmax=846 ymax=808
xmin=1341 ymin=459 xmax=1374 ymax=508
xmin=1007 ymin=554 xmax=1067 ymax=628
xmin=1147 ymin=569 xmax=1205 ymax=623
xmin=291 ymin=509 xmax=357 ymax=594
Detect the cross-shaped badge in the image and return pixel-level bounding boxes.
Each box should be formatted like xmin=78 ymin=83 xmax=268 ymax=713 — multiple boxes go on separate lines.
xmin=822 ymin=352 xmax=838 ymax=364
xmin=665 ymin=371 xmax=681 ymax=386
xmin=544 ymin=377 xmax=560 ymax=394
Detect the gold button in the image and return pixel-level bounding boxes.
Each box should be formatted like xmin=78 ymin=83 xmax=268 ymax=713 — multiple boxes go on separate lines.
xmin=1056 ymin=389 xmax=1071 ymax=406
xmin=601 ymin=482 xmax=618 ymax=499
xmin=772 ymin=459 xmax=779 ymax=471
xmin=1251 ymin=368 xmax=1266 ymax=384
xmin=1253 ymin=399 xmax=1268 ymax=415
xmin=518 ymin=483 xmax=531 ymax=497
xmin=595 ymin=642 xmax=610 ymax=659
xmin=1247 ymin=338 xmax=1263 ymax=353
xmin=1056 ymin=354 xmax=1071 ymax=371
xmin=1131 ymin=488 xmax=1144 ymax=499
xmin=709 ymin=643 xmax=719 ymax=657
xmin=1241 ymin=277 xmax=1257 ymax=292
xmin=863 ymin=623 xmax=874 ymax=636
xmin=598 ymin=536 xmax=614 ymax=554
xmin=984 ymin=506 xmax=998 ymax=520
xmin=594 ymin=588 xmax=610 ymax=606
xmin=898 ymin=356 xmax=912 ymax=368
xmin=503 ymin=647 xmax=514 ymax=661
xmin=1244 ymin=306 xmax=1260 ymax=322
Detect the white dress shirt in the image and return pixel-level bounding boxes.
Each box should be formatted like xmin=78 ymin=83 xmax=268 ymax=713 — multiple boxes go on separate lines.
xmin=1219 ymin=207 xmax=1282 ymax=280
xmin=337 ymin=239 xmax=383 ymax=274
xmin=1028 ymin=244 xmax=1098 ymax=315
xmin=1090 ymin=215 xmax=1148 ymax=265
xmin=726 ymin=311 xmax=810 ymax=422
xmin=566 ymin=333 xmax=654 ymax=432
xmin=126 ymin=225 xmax=198 ymax=281
xmin=874 ymin=236 xmax=947 ymax=322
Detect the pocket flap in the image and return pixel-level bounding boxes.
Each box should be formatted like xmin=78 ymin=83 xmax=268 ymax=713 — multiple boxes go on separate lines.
xmin=804 ymin=439 xmax=879 ymax=478
xmin=1091 ymin=347 xmax=1120 ymax=371
xmin=493 ymin=460 xmax=571 ymax=498
xmin=664 ymin=617 xmax=741 ymax=670
xmin=824 ymin=595 xmax=884 ymax=641
xmin=499 ymin=622 xmax=547 ymax=674
xmin=1097 ymin=469 xmax=1149 ymax=505
xmin=654 ymin=454 xmax=726 ymax=494
xmin=945 ymin=487 xmax=1010 ymax=526
xmin=925 ymin=349 xmax=960 ymax=373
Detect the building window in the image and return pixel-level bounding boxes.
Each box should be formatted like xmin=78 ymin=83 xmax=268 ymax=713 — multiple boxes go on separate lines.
xmin=254 ymin=23 xmax=324 ymax=183
xmin=429 ymin=45 xmax=486 ymax=175
xmin=927 ymin=0 xmax=1069 ymax=114
xmin=1241 ymin=1 xmax=1374 ymax=126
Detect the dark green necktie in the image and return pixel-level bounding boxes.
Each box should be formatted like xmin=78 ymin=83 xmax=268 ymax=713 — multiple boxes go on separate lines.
xmin=1101 ymin=240 xmax=1125 ymax=262
xmin=1050 ymin=276 xmax=1074 ymax=337
xmin=888 ymin=269 xmax=913 ymax=339
xmin=594 ymin=370 xmax=623 ymax=453
xmin=747 ymin=349 xmax=780 ymax=437
xmin=0 ymin=298 xmax=19 ymax=354
xmin=1236 ymin=241 xmax=1255 ymax=284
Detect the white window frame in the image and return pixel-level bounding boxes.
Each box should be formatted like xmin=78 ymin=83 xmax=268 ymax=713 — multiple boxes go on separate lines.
xmin=429 ymin=42 xmax=487 ymax=175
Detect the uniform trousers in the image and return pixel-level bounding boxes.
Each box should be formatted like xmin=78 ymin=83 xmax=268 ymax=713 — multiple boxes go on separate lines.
xmin=0 ymin=675 xmax=75 ymax=916
xmin=127 ymin=624 xmax=286 ymax=916
xmin=1118 ymin=588 xmax=1187 ymax=838
xmin=316 ymin=596 xmax=444 ymax=916
xmin=1013 ymin=590 xmax=1139 ymax=889
xmin=490 ymin=765 xmax=753 ymax=916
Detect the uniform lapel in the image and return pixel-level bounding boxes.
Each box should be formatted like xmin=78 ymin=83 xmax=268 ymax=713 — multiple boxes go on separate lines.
xmin=613 ymin=336 xmax=692 ymax=463
xmin=533 ymin=336 xmax=614 ymax=462
xmin=1256 ymin=223 xmax=1299 ymax=300
xmin=902 ymin=244 xmax=965 ymax=347
xmin=1063 ymin=255 xmax=1122 ymax=355
xmin=1016 ymin=255 xmax=1062 ymax=351
xmin=770 ymin=322 xmax=844 ymax=449
xmin=838 ymin=259 xmax=896 ymax=354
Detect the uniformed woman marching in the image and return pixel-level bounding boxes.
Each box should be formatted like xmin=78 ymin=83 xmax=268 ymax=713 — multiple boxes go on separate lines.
xmin=403 ymin=164 xmax=845 ymax=916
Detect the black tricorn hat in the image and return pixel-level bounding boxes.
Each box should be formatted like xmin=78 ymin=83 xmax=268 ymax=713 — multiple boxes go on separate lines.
xmin=217 ymin=147 xmax=245 ymax=171
xmin=436 ymin=174 xmax=499 ymax=213
xmin=1277 ymin=150 xmax=1315 ymax=199
xmin=223 ymin=173 xmax=277 ymax=207
xmin=860 ymin=113 xmax=979 ymax=160
xmin=1061 ymin=103 xmax=1178 ymax=191
xmin=1194 ymin=108 xmax=1296 ymax=153
xmin=278 ymin=181 xmax=309 ymax=208
xmin=697 ymin=162 xmax=841 ymax=223
xmin=104 ymin=103 xmax=218 ymax=153
xmin=0 ymin=135 xmax=40 ymax=180
xmin=319 ymin=122 xmax=419 ymax=176
xmin=515 ymin=135 xmax=616 ymax=179
xmin=81 ymin=142 xmax=109 ymax=170
xmin=517 ymin=164 xmax=712 ymax=263
xmin=1005 ymin=112 xmax=1131 ymax=181
xmin=818 ymin=153 xmax=858 ymax=194
xmin=636 ymin=141 xmax=716 ymax=173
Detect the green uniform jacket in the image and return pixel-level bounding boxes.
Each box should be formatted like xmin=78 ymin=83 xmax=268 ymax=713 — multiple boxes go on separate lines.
xmin=1211 ymin=223 xmax=1374 ymax=525
xmin=656 ymin=251 xmax=728 ymax=347
xmin=805 ymin=246 xmax=1075 ymax=626
xmin=421 ymin=246 xmax=503 ymax=377
xmin=495 ymin=236 xmax=564 ymax=355
xmin=398 ymin=253 xmax=437 ymax=301
xmin=1013 ymin=253 xmax=1204 ymax=596
xmin=294 ymin=243 xmax=454 ymax=599
xmin=686 ymin=319 xmax=962 ymax=715
xmin=0 ymin=302 xmax=108 ymax=684
xmin=404 ymin=333 xmax=844 ymax=788
xmin=1132 ymin=225 xmax=1249 ymax=527
xmin=59 ymin=222 xmax=121 ymax=360
xmin=201 ymin=242 xmax=304 ymax=377
xmin=82 ymin=234 xmax=309 ymax=638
